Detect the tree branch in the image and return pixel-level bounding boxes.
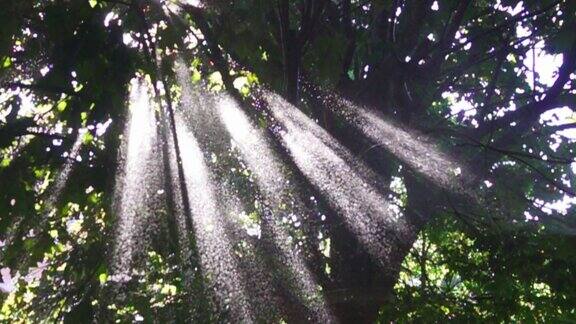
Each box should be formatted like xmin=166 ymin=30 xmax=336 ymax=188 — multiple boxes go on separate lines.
xmin=428 ymin=0 xmax=472 ymax=65
xmin=180 ymin=4 xmax=236 ymax=91
xmin=547 ymin=122 xmax=576 ymax=133
xmin=0 ymin=118 xmax=67 ymax=148
xmin=3 ymin=81 xmax=79 ymax=97
xmin=338 ymin=0 xmax=356 ymax=87
xmin=476 ymin=40 xmax=576 ymax=139
xmin=442 ymin=0 xmax=562 ymax=59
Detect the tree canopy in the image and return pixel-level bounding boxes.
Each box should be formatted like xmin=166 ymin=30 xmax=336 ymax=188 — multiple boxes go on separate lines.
xmin=0 ymin=0 xmax=575 ymax=322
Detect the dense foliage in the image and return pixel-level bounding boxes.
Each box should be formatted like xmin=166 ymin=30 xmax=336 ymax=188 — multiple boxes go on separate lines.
xmin=0 ymin=0 xmax=575 ymax=322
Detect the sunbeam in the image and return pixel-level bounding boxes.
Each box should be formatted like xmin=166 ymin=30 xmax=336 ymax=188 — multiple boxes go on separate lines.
xmin=111 ymin=77 xmax=164 ymax=282
xmin=216 ymin=95 xmax=335 ymax=322
xmin=306 ymin=86 xmax=474 ymax=195
xmin=174 ymin=56 xmax=334 ymax=321
xmin=174 ymin=114 xmax=256 ymax=321
xmin=4 ymin=1 xmax=575 ymax=322
xmin=47 ymin=135 xmax=84 ymax=207
xmin=262 ymin=91 xmax=415 ymax=267
xmin=0 ymin=134 xmax=83 ymax=262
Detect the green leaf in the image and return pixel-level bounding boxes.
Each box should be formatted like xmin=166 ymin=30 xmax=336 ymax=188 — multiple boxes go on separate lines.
xmin=347 ymin=69 xmax=355 ymax=80
xmin=1 ymin=158 xmax=11 ymax=168
xmin=2 ymin=56 xmax=11 ymax=68
xmin=98 ymin=273 xmax=108 ymax=285
xmin=82 ymin=132 xmax=93 ymax=145
xmin=88 ymin=0 xmax=98 ymax=8
xmin=57 ymin=100 xmax=67 ymax=112
xmin=192 ymin=69 xmax=201 ymax=83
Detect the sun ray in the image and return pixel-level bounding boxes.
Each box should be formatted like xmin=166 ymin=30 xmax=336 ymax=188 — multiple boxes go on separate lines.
xmin=262 ymin=91 xmax=416 ymax=267
xmin=305 ymin=85 xmax=475 ymax=197
xmin=174 ymin=113 xmax=257 ymax=321
xmin=111 ymin=77 xmax=165 ymax=282
xmin=216 ymin=95 xmax=335 ymax=322
xmin=0 ymin=133 xmax=83 ymax=263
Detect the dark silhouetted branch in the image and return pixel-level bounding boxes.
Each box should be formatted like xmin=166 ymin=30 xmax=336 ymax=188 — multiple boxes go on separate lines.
xmin=476 ymin=40 xmax=576 ymax=139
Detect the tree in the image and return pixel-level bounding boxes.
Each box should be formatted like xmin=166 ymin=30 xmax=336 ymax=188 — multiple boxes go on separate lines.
xmin=0 ymin=0 xmax=575 ymax=322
